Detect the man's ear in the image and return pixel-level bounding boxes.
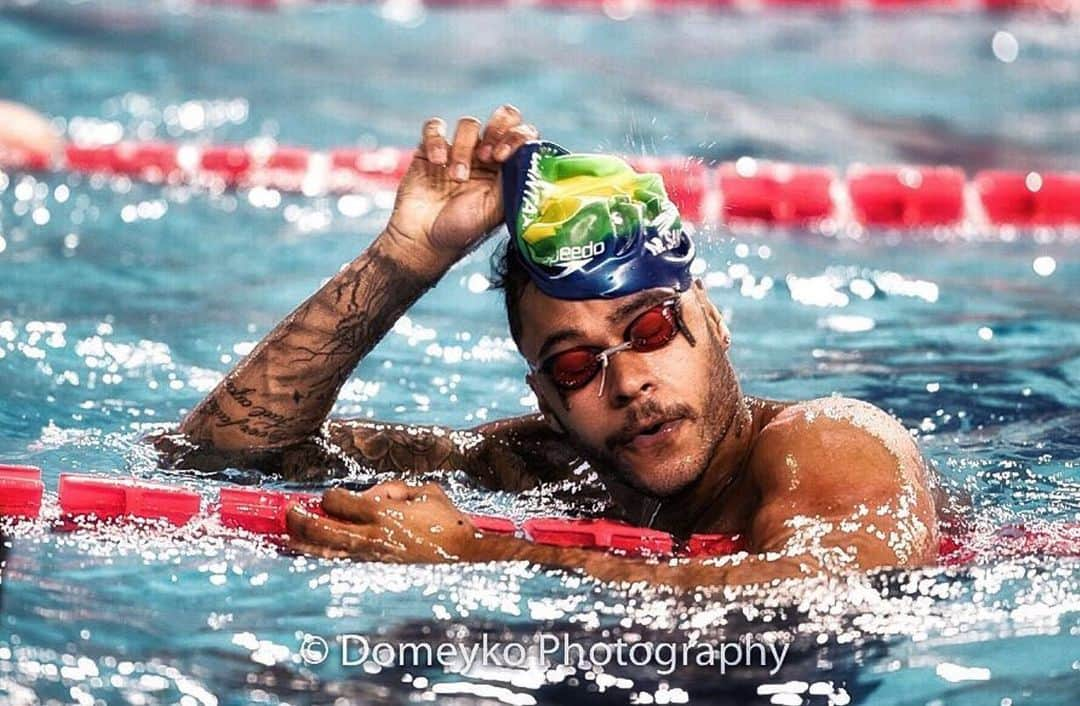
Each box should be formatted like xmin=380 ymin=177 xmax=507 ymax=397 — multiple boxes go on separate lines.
xmin=526 ymin=373 xmax=566 ymax=435
xmin=692 ymin=278 xmax=731 ymax=350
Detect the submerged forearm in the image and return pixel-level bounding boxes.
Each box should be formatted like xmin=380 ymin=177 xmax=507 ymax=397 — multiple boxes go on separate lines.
xmin=181 ymin=229 xmax=446 ymax=450
xmin=471 ymin=535 xmax=855 ymax=589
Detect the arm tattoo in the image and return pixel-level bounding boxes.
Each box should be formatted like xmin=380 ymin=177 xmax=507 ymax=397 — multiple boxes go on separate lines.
xmin=153 ymin=413 xmax=608 ymax=510
xmin=179 ymin=234 xmax=433 ymax=449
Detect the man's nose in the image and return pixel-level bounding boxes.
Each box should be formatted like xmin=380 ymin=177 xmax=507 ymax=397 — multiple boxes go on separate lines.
xmin=603 ymin=351 xmax=656 ymax=407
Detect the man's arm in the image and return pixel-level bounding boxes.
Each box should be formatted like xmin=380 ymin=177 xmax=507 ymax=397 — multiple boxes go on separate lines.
xmin=176 ymin=231 xmax=438 ymax=451
xmin=321 ymin=413 xmax=589 ymax=491
xmin=155 ymin=106 xmax=541 ymax=478
xmin=286 ymin=398 xmax=939 ymax=588
xmin=156 ymin=410 xmax=592 ymax=492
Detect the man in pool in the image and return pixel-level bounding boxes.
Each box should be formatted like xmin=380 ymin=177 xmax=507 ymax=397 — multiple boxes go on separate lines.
xmin=141 ymin=107 xmax=936 ymax=588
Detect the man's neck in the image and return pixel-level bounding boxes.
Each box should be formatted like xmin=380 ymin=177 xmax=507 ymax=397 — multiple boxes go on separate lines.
xmin=654 ymin=393 xmax=758 ymax=536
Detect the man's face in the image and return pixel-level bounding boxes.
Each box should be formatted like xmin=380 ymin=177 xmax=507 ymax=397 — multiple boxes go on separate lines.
xmin=517 ymin=282 xmax=734 ymax=498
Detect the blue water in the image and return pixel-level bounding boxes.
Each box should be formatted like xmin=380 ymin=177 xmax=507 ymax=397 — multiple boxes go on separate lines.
xmin=2 ymin=3 xmax=1079 ymax=705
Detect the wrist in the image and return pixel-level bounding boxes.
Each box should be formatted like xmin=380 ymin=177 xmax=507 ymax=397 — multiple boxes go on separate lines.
xmin=381 ymin=220 xmax=457 ymax=281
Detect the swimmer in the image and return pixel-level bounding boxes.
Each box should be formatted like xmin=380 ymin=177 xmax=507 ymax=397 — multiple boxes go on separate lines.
xmin=0 ymin=101 xmax=62 ymax=169
xmin=156 ymin=106 xmax=940 ymax=588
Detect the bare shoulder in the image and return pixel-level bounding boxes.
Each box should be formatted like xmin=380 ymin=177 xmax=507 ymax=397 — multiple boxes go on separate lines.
xmin=756 ymin=396 xmax=919 ymax=461
xmin=748 ymin=396 xmax=928 ymax=499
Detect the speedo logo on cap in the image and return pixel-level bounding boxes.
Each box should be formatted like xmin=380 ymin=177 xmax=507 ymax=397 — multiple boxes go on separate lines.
xmin=548 ymin=239 xmax=606 ymax=265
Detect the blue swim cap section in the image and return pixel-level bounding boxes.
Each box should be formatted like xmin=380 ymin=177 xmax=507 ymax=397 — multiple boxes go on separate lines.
xmin=501 ymin=141 xmax=695 ymax=301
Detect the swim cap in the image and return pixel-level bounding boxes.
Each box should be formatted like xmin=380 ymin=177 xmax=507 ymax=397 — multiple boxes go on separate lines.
xmin=501 ymin=141 xmax=695 ymax=301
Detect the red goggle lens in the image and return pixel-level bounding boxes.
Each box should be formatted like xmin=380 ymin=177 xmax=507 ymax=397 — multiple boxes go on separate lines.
xmin=550 ymin=348 xmax=602 ymax=389
xmin=542 ymin=302 xmax=680 ymax=391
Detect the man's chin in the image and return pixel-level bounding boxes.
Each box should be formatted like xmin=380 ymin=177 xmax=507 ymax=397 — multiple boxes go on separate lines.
xmin=621 ymin=462 xmax=704 ymax=499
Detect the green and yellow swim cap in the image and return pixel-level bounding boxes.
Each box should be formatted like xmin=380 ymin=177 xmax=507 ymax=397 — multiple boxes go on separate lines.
xmin=502 ymin=141 xmax=695 ymax=300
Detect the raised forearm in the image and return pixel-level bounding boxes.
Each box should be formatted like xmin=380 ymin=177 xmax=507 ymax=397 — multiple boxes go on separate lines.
xmin=180 ymin=229 xmax=449 ymax=450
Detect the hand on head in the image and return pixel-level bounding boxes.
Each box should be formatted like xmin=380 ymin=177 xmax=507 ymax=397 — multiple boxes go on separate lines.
xmin=0 ymin=101 xmax=62 ymax=169
xmin=385 ymin=104 xmax=539 ymax=276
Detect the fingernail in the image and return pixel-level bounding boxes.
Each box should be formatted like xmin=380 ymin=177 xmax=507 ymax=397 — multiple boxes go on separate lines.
xmin=431 ymin=148 xmax=447 ymax=165
xmin=451 ymin=163 xmax=468 ymax=181
xmin=494 ymin=144 xmax=512 ymax=161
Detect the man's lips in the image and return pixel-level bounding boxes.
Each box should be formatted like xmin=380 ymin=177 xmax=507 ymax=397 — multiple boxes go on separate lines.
xmin=619 ymin=417 xmax=686 ymax=453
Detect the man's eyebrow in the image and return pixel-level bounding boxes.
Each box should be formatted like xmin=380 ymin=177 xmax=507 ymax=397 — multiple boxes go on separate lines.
xmin=536 ymin=328 xmax=586 ymax=364
xmin=606 ymin=290 xmax=672 ymax=325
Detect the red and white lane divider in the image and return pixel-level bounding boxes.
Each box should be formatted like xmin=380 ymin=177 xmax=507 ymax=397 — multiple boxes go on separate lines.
xmin=197 ymin=0 xmax=1080 ymax=18
xmin=3 ymin=464 xmax=1080 ymax=565
xmin=7 ymin=140 xmax=1080 ymax=229
xmin=0 ymin=464 xmax=726 ymax=558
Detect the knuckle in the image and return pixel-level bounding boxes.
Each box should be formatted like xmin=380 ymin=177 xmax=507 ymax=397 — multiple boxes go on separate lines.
xmin=419 ymin=482 xmax=445 ymax=498
xmin=499 ymin=103 xmax=521 ymax=118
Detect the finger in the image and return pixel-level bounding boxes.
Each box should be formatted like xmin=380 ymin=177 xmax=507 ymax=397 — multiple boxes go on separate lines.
xmin=285 ymin=537 xmax=354 ymax=560
xmin=321 ymin=487 xmax=380 ymax=523
xmin=287 ymin=503 xmax=384 ymax=553
xmin=364 ymin=479 xmax=416 ymax=503
xmin=410 ymin=482 xmax=448 ymax=503
xmin=449 ymin=116 xmax=482 ymax=182
xmin=286 ymin=536 xmax=396 ymax=562
xmin=478 ymin=104 xmax=521 ymax=163
xmin=493 ymin=124 xmax=539 ymax=162
xmin=421 ymin=117 xmax=449 ymax=166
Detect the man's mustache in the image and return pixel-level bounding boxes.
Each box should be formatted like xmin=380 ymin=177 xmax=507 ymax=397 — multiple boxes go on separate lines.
xmin=606 ymin=400 xmax=696 ymax=451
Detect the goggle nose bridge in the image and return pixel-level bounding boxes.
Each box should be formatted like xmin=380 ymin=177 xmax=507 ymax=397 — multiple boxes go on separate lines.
xmin=595 ymin=340 xmax=635 ymax=398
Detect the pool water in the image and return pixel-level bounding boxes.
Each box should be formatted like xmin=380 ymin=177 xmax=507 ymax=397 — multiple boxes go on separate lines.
xmin=2 ymin=3 xmax=1079 ymax=705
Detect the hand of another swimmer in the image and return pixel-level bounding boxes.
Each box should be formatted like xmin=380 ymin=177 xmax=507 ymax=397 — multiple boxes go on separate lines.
xmin=285 ymin=480 xmax=486 ymax=564
xmin=386 ymin=105 xmax=538 ymax=274
xmin=0 ymin=101 xmax=62 ymax=168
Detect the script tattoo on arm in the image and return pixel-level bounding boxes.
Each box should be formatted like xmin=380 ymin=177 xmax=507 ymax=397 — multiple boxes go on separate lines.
xmin=178 ymin=232 xmax=433 ymax=451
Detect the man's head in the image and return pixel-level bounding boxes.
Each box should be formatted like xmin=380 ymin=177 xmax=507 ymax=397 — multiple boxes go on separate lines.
xmin=492 ymin=243 xmax=740 ymax=498
xmin=495 ymin=141 xmax=743 ymax=497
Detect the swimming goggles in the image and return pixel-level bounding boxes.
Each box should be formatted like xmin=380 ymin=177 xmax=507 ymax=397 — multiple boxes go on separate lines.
xmin=532 ymin=296 xmax=695 ymax=397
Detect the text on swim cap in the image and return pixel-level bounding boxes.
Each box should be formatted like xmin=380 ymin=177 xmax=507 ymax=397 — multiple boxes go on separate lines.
xmin=546 ymin=239 xmax=607 ymax=265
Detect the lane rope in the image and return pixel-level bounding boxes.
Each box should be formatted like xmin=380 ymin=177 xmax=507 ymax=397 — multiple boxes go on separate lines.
xmin=3 ymin=464 xmax=1078 ymax=565
xmin=5 ymin=141 xmax=1080 ymax=229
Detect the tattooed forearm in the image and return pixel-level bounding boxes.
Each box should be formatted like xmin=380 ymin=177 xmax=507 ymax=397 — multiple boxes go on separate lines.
xmin=179 ymin=232 xmax=438 ymax=450
xmin=327 ymin=421 xmax=465 ymax=475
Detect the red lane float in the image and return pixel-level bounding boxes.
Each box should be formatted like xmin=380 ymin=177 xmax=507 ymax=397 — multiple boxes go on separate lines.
xmin=523 ymin=517 xmax=675 ymax=555
xmin=59 ymin=473 xmax=201 ymax=526
xmin=847 ymin=165 xmax=965 ymax=226
xmin=5 ymin=468 xmax=1080 ymax=565
xmin=0 ymin=464 xmax=44 ymax=518
xmin=6 ymin=141 xmax=1079 ymax=228
xmin=65 ymin=142 xmax=181 ymax=183
xmin=718 ymin=160 xmax=834 ymax=224
xmin=3 ymin=469 xmax=730 ymax=557
xmin=975 ymin=170 xmax=1080 ymax=226
xmin=218 ymin=486 xmax=321 ymax=534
